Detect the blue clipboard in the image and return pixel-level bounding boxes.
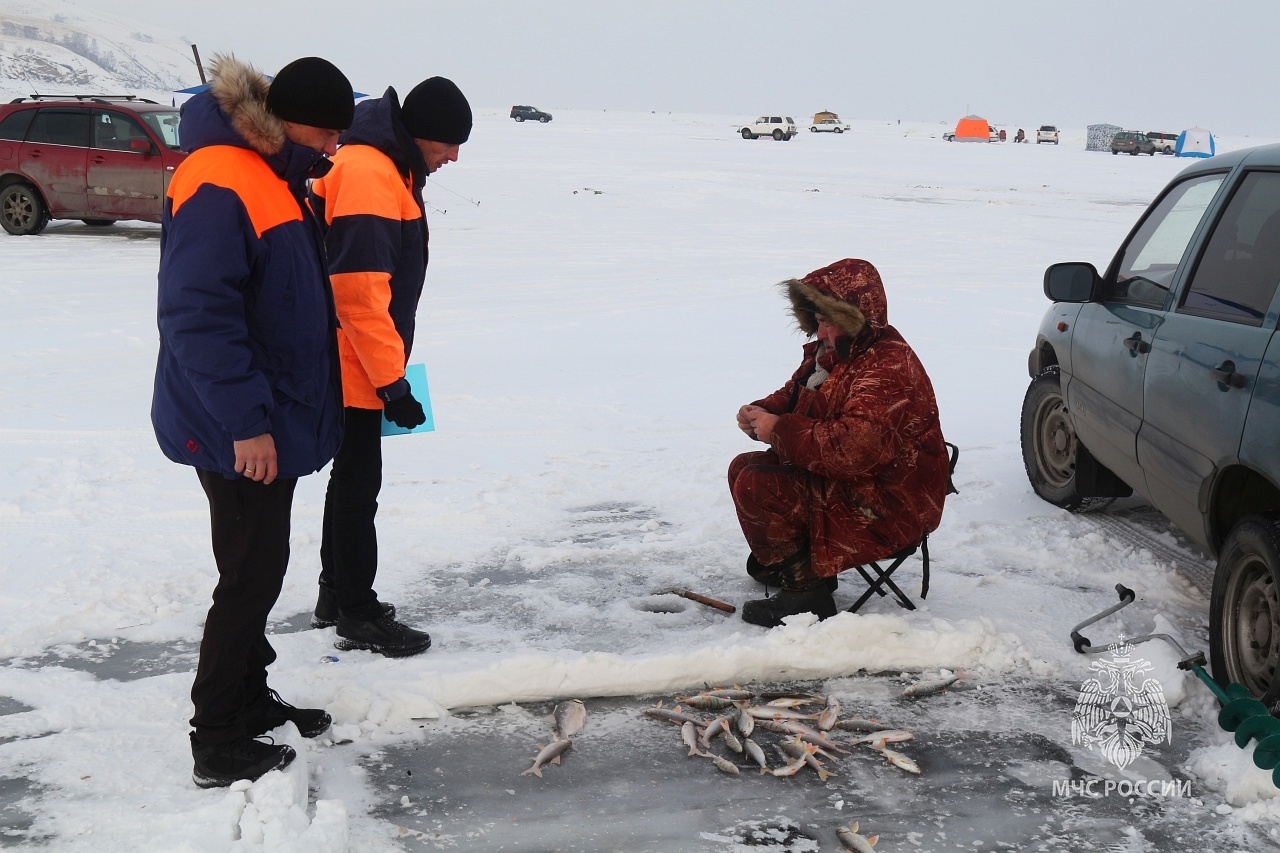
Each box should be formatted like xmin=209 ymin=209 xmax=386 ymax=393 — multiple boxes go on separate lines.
xmin=381 ymin=363 xmax=435 ymax=436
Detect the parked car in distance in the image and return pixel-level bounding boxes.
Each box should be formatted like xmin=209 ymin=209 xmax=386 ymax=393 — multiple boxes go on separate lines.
xmin=1110 ymin=130 xmax=1157 ymax=156
xmin=942 ymin=130 xmax=956 ymax=142
xmin=1147 ymin=131 xmax=1178 ymax=155
xmin=740 ymin=116 xmax=797 ymax=141
xmin=1021 ymin=142 xmax=1280 ymax=705
xmin=1037 ymin=125 xmax=1060 ymax=144
xmin=810 ymin=116 xmax=849 ymax=133
xmin=0 ymin=94 xmax=184 ymax=235
xmin=510 ymin=105 xmax=552 ymax=123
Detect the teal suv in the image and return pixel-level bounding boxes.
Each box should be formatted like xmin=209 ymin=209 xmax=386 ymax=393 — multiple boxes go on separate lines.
xmin=1022 ymin=143 xmax=1280 ymax=706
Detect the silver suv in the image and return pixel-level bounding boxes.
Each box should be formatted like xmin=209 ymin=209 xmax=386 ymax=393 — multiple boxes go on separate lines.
xmin=740 ymin=116 xmax=797 ymax=141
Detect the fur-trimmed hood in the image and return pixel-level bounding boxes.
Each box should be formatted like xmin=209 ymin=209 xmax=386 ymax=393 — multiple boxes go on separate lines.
xmin=179 ymin=54 xmax=285 ymax=157
xmin=783 ymin=258 xmax=888 ymax=341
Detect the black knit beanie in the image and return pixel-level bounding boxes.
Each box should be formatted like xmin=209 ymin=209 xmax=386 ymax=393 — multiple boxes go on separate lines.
xmin=401 ymin=77 xmax=472 ymax=144
xmin=266 ymin=57 xmax=354 ymax=130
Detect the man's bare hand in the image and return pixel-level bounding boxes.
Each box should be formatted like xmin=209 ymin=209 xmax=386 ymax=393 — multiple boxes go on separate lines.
xmin=234 ymin=434 xmax=278 ymax=484
xmin=737 ymin=404 xmax=765 ymax=439
xmin=745 ymin=409 xmax=780 ymax=444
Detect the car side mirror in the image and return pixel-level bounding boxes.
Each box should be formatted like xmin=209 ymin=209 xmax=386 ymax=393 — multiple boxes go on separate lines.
xmin=1044 ymin=262 xmax=1099 ymax=302
xmin=129 ymin=137 xmax=153 ymax=154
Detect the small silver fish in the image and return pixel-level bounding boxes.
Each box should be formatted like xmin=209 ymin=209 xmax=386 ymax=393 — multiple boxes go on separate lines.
xmin=703 ymin=687 xmax=755 ymax=700
xmin=721 ymin=727 xmax=744 ymax=754
xmin=870 ymin=743 xmax=921 ymax=775
xmin=698 ymin=751 xmax=740 ymax=775
xmin=769 ymin=754 xmax=808 ymax=777
xmin=746 ymin=706 xmax=821 ymax=721
xmin=678 ymin=693 xmax=742 ymax=711
xmin=901 ymin=671 xmax=961 ymax=698
xmin=817 ymin=699 xmax=841 ymax=731
xmin=642 ymin=705 xmax=705 ymax=726
xmin=836 ymin=822 xmax=879 ymax=852
xmin=743 ymin=738 xmax=769 ymax=773
xmin=736 ymin=705 xmax=755 ymax=738
xmin=847 ymin=729 xmax=913 ymax=747
xmin=778 ymin=738 xmax=834 ymax=781
xmin=766 ymin=696 xmax=822 ymax=708
xmin=779 ymin=734 xmax=840 ymax=763
xmin=520 ymin=739 xmax=572 ymax=777
xmin=699 ymin=715 xmax=732 ymax=745
xmin=553 ymin=699 xmax=586 ymax=740
xmin=681 ymin=721 xmax=701 ymax=757
xmin=833 ymin=717 xmax=893 ymax=733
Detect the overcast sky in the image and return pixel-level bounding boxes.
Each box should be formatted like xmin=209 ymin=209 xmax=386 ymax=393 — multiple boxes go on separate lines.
xmin=97 ymin=0 xmax=1280 ymax=136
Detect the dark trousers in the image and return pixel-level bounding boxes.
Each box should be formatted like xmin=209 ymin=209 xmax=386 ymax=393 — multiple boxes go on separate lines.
xmin=319 ymin=407 xmax=384 ymax=619
xmin=190 ymin=469 xmax=297 ymax=746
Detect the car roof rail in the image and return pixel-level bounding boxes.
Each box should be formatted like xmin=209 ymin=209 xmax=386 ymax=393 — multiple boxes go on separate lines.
xmin=12 ymin=94 xmax=159 ymax=104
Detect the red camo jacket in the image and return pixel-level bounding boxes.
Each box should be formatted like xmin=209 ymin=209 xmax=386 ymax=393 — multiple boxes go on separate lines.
xmin=754 ymin=259 xmax=950 ymax=577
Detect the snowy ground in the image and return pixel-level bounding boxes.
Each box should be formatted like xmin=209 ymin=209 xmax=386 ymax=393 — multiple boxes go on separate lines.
xmin=3 ymin=112 xmax=1280 ymax=851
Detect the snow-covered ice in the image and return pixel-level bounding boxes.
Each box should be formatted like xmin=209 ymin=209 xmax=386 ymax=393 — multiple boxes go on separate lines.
xmin=3 ymin=111 xmax=1280 ymax=850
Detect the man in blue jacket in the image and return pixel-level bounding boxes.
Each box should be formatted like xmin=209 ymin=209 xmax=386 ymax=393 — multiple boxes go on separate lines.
xmin=152 ymin=54 xmax=352 ymax=788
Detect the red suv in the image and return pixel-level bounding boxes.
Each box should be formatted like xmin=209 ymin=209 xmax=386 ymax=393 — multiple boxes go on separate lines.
xmin=0 ymin=94 xmax=185 ymax=235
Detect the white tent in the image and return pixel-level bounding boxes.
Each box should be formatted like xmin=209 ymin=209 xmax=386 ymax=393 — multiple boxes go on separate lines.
xmin=1176 ymin=126 xmax=1216 ymax=158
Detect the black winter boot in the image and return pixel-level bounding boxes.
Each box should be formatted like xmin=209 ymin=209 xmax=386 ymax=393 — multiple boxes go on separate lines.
xmin=311 ymin=584 xmax=396 ymax=629
xmin=335 ymin=613 xmax=432 ymax=657
xmin=741 ymin=585 xmax=838 ymax=628
xmin=242 ymin=687 xmax=331 ymax=739
xmin=191 ymin=734 xmax=295 ymax=789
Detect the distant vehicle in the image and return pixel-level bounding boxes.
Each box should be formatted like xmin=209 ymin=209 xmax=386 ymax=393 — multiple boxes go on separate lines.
xmin=942 ymin=130 xmax=956 ymax=142
xmin=0 ymin=94 xmax=184 ymax=235
xmin=1146 ymin=131 xmax=1178 ymax=155
xmin=1111 ymin=131 xmax=1157 ymax=156
xmin=1037 ymin=125 xmax=1060 ymax=145
xmin=809 ymin=113 xmax=848 ymax=133
xmin=510 ymin=105 xmax=552 ymax=123
xmin=740 ymin=116 xmax=797 ymax=141
xmin=989 ymin=126 xmax=1003 ymax=142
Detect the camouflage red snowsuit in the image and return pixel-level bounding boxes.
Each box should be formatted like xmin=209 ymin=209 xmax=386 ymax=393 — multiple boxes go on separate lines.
xmin=729 ymin=259 xmax=950 ymax=587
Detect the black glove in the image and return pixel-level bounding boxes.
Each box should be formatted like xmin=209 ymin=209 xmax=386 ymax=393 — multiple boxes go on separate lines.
xmin=383 ymin=391 xmax=426 ymax=429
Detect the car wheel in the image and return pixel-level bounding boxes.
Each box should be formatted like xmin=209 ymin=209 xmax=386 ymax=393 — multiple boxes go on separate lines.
xmin=741 ymin=129 xmax=753 ymax=139
xmin=1020 ymin=367 xmax=1113 ymax=512
xmin=539 ymin=116 xmax=550 ymax=123
xmin=0 ymin=183 xmax=49 ymax=236
xmin=773 ymin=129 xmax=784 ymax=140
xmin=514 ymin=115 xmax=525 ymax=122
xmin=1211 ymin=514 xmax=1280 ymax=704
xmin=1112 ymin=150 xmax=1118 ymax=155
xmin=835 ymin=127 xmax=843 ymax=134
xmin=81 ymin=219 xmax=115 ymax=227
xmin=810 ymin=127 xmax=817 ymax=132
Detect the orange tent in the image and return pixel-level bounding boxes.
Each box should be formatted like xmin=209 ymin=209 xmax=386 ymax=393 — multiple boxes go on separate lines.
xmin=954 ymin=114 xmax=990 ymax=142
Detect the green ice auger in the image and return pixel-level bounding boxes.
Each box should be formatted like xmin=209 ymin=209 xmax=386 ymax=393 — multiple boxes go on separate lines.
xmin=1072 ymin=584 xmax=1280 ymax=787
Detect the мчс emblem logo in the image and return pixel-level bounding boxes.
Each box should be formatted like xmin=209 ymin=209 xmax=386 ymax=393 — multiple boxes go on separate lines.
xmin=1071 ymin=637 xmax=1172 ymax=770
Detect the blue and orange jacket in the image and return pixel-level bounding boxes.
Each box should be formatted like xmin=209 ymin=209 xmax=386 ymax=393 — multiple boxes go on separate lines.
xmin=151 ymin=56 xmax=343 ymax=479
xmin=310 ymin=87 xmax=429 ymax=410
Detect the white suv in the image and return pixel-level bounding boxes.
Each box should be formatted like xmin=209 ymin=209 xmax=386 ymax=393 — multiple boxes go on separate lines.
xmin=1036 ymin=125 xmax=1059 ymax=144
xmin=740 ymin=116 xmax=797 ymax=141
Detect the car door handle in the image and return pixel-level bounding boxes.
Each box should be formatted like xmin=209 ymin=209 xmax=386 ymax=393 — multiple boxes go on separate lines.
xmin=1210 ymin=361 xmax=1247 ymax=389
xmin=1122 ymin=332 xmax=1151 ymax=355
xmin=91 ymin=155 xmax=106 ymax=164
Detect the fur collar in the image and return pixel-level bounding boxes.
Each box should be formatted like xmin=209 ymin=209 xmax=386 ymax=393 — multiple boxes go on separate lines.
xmin=207 ymin=54 xmax=285 ymax=157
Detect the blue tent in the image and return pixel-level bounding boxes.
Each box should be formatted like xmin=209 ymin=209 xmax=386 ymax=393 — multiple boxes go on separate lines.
xmin=1175 ymin=127 xmax=1216 ymax=158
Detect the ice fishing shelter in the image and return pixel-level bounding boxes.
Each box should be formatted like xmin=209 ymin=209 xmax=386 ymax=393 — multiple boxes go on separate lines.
xmin=953 ymin=114 xmax=990 ymax=142
xmin=1176 ymin=126 xmax=1216 ymax=158
xmin=813 ymin=110 xmax=841 ymax=124
xmin=1086 ymin=124 xmax=1122 ymax=152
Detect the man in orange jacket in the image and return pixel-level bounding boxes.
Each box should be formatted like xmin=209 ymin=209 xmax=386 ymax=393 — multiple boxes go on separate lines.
xmin=309 ymin=78 xmax=471 ymax=656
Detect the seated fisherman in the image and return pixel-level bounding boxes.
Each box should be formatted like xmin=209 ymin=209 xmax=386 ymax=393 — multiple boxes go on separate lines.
xmin=730 ymin=258 xmax=951 ymax=627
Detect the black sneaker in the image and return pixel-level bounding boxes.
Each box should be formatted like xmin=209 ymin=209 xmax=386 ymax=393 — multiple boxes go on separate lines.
xmin=741 ymin=586 xmax=838 ymax=628
xmin=191 ymin=735 xmax=296 ymax=789
xmin=335 ymin=613 xmax=432 ymax=657
xmin=243 ymin=687 xmax=331 ymax=739
xmin=310 ymin=585 xmax=396 ymax=629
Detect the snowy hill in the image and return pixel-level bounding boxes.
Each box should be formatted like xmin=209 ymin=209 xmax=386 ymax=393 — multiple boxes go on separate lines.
xmin=0 ymin=0 xmax=197 ymax=102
